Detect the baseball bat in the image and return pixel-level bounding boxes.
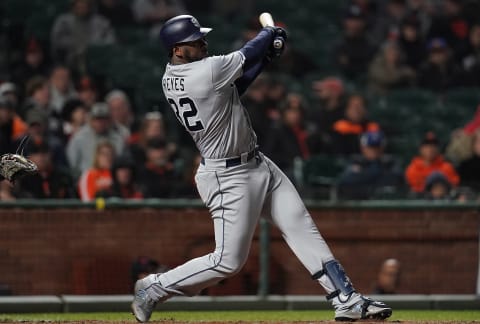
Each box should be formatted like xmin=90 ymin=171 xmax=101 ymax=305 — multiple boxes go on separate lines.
xmin=259 ymin=12 xmax=284 ymax=49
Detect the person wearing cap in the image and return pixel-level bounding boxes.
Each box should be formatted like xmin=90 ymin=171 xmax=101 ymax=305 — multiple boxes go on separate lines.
xmin=405 ymin=132 xmax=459 ymax=193
xmin=13 ymin=141 xmax=75 ymax=199
xmin=50 ymin=0 xmax=116 ymax=72
xmin=0 ymin=83 xmax=19 ymax=109
xmin=422 ymin=171 xmax=454 ymax=200
xmin=417 ymin=37 xmax=462 ymax=91
xmin=66 ymin=102 xmax=128 ymax=176
xmin=427 ymin=0 xmax=468 ymax=56
xmin=21 ymin=107 xmax=69 ymax=170
xmin=337 ymin=131 xmax=403 ymax=199
xmin=334 ymin=4 xmax=376 ymax=79
xmin=0 ymin=97 xmax=27 ymax=155
xmin=136 ymin=138 xmax=179 ymax=198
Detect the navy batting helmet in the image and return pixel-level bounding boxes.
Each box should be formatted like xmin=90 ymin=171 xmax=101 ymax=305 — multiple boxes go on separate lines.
xmin=159 ymin=15 xmax=212 ymax=50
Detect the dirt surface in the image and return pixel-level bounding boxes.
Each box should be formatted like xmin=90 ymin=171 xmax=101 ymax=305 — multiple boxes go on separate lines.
xmin=0 ymin=319 xmax=480 ymax=324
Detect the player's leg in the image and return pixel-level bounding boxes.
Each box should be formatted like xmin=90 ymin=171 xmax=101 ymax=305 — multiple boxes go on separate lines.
xmin=132 ymin=161 xmax=269 ymax=322
xmin=261 ymin=155 xmax=392 ymax=321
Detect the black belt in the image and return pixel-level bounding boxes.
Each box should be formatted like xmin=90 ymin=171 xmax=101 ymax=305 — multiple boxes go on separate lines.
xmin=201 ymin=148 xmax=258 ymax=168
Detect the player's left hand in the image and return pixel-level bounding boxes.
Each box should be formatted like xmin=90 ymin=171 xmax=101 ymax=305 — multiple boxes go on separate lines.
xmin=0 ymin=153 xmax=38 ymax=182
xmin=268 ymin=27 xmax=287 ymax=59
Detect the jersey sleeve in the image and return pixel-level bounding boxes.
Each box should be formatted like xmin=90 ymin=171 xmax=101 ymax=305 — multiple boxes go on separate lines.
xmin=210 ymin=51 xmax=245 ymax=91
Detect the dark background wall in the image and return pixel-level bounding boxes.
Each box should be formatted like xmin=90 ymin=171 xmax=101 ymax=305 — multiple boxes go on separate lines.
xmin=0 ymin=206 xmax=478 ymax=295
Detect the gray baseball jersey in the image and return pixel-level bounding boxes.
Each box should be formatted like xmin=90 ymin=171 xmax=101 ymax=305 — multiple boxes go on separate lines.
xmin=143 ymin=50 xmax=348 ymax=309
xmin=162 ymin=51 xmax=257 ymax=159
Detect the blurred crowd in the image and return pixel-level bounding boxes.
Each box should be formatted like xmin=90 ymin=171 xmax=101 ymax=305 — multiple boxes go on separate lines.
xmin=0 ymin=0 xmax=479 ymax=201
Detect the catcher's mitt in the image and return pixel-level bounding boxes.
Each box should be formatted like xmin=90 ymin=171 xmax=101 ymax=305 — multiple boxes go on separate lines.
xmin=0 ymin=153 xmax=38 ymax=182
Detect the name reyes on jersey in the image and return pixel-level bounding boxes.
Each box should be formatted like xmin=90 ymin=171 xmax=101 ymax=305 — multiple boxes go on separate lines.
xmin=163 ymin=77 xmax=185 ymax=92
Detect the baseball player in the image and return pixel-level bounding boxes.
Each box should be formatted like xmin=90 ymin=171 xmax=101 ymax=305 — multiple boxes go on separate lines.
xmin=132 ymin=15 xmax=392 ymax=322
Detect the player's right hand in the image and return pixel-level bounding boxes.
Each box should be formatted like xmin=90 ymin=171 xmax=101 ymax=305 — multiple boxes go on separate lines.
xmin=274 ymin=27 xmax=287 ymax=41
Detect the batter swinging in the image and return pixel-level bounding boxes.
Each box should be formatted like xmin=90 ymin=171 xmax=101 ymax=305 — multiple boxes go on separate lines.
xmin=131 ymin=15 xmax=392 ymax=322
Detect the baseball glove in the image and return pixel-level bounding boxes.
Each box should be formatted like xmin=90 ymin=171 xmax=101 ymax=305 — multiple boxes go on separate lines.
xmin=0 ymin=153 xmax=38 ymax=182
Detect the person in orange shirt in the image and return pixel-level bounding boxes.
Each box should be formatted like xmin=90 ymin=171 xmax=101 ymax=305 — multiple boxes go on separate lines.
xmin=405 ymin=132 xmax=459 ymax=193
xmin=332 ymin=94 xmax=380 ymax=155
xmin=78 ymin=141 xmax=115 ymax=201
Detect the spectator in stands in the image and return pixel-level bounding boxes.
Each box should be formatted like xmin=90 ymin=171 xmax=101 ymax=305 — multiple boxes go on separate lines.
xmin=337 ymin=131 xmax=404 ymax=200
xmin=78 ymin=141 xmax=115 ymax=201
xmin=22 ymin=76 xmax=64 ymax=139
xmin=405 ymin=0 xmax=433 ymax=36
xmin=137 ymin=138 xmax=179 ymax=198
xmin=14 ymin=141 xmax=75 ymax=199
xmin=372 ymin=258 xmax=401 ymax=294
xmin=51 ymin=0 xmax=116 ymax=72
xmin=427 ymin=0 xmax=468 ymax=58
xmin=446 ymin=105 xmax=480 ymax=164
xmin=332 ymin=94 xmax=380 ymax=155
xmin=49 ymin=65 xmax=77 ymax=114
xmin=67 ymin=102 xmax=128 ymax=176
xmin=22 ymin=108 xmax=68 ymax=169
xmin=132 ymin=0 xmax=187 ymax=38
xmin=371 ymin=0 xmax=408 ymax=45
xmin=367 ymin=40 xmax=416 ymax=95
xmin=457 ymin=130 xmax=480 ymax=192
xmin=0 ymin=83 xmax=19 ymax=110
xmin=422 ymin=171 xmax=454 ymax=200
xmin=0 ymin=97 xmax=27 ymax=155
xmin=105 ymin=89 xmax=134 ymax=132
xmin=334 ymin=4 xmax=376 ymax=79
xmin=417 ymin=37 xmax=462 ymax=91
xmin=11 ymin=37 xmax=50 ymax=96
xmin=0 ymin=181 xmax=15 ymax=201
xmin=20 ymin=76 xmax=51 ymax=119
xmin=398 ymin=14 xmax=427 ymax=70
xmin=98 ymin=0 xmax=135 ymax=28
xmin=76 ymin=75 xmax=98 ymax=109
xmin=127 ymin=111 xmax=176 ymax=168
xmin=405 ymin=132 xmax=459 ymax=193
xmin=97 ymin=155 xmax=143 ymax=199
xmin=61 ymin=98 xmax=88 ymax=142
xmin=311 ymin=77 xmax=345 ymax=130
xmin=457 ymin=23 xmax=480 ymax=86
xmin=310 ymin=77 xmax=346 ymax=153
xmin=264 ymin=93 xmax=311 ymax=181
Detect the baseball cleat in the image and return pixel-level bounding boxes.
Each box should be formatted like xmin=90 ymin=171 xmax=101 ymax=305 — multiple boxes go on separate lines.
xmin=131 ymin=278 xmax=157 ymax=322
xmin=334 ymin=296 xmax=392 ymax=321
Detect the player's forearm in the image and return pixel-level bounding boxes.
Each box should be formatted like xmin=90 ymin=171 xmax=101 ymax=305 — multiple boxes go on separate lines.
xmin=239 ymin=28 xmax=274 ymax=70
xmin=235 ymin=59 xmax=268 ymax=96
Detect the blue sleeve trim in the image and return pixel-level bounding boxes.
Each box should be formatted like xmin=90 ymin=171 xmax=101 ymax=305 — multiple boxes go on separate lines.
xmin=239 ymin=28 xmax=274 ymax=70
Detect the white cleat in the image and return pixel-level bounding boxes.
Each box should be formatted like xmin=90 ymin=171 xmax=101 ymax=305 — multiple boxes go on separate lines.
xmin=131 ymin=278 xmax=157 ymax=322
xmin=335 ymin=296 xmax=392 ymax=321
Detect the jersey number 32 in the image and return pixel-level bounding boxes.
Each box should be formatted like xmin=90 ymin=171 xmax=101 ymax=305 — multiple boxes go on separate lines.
xmin=168 ymin=97 xmax=204 ymax=132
